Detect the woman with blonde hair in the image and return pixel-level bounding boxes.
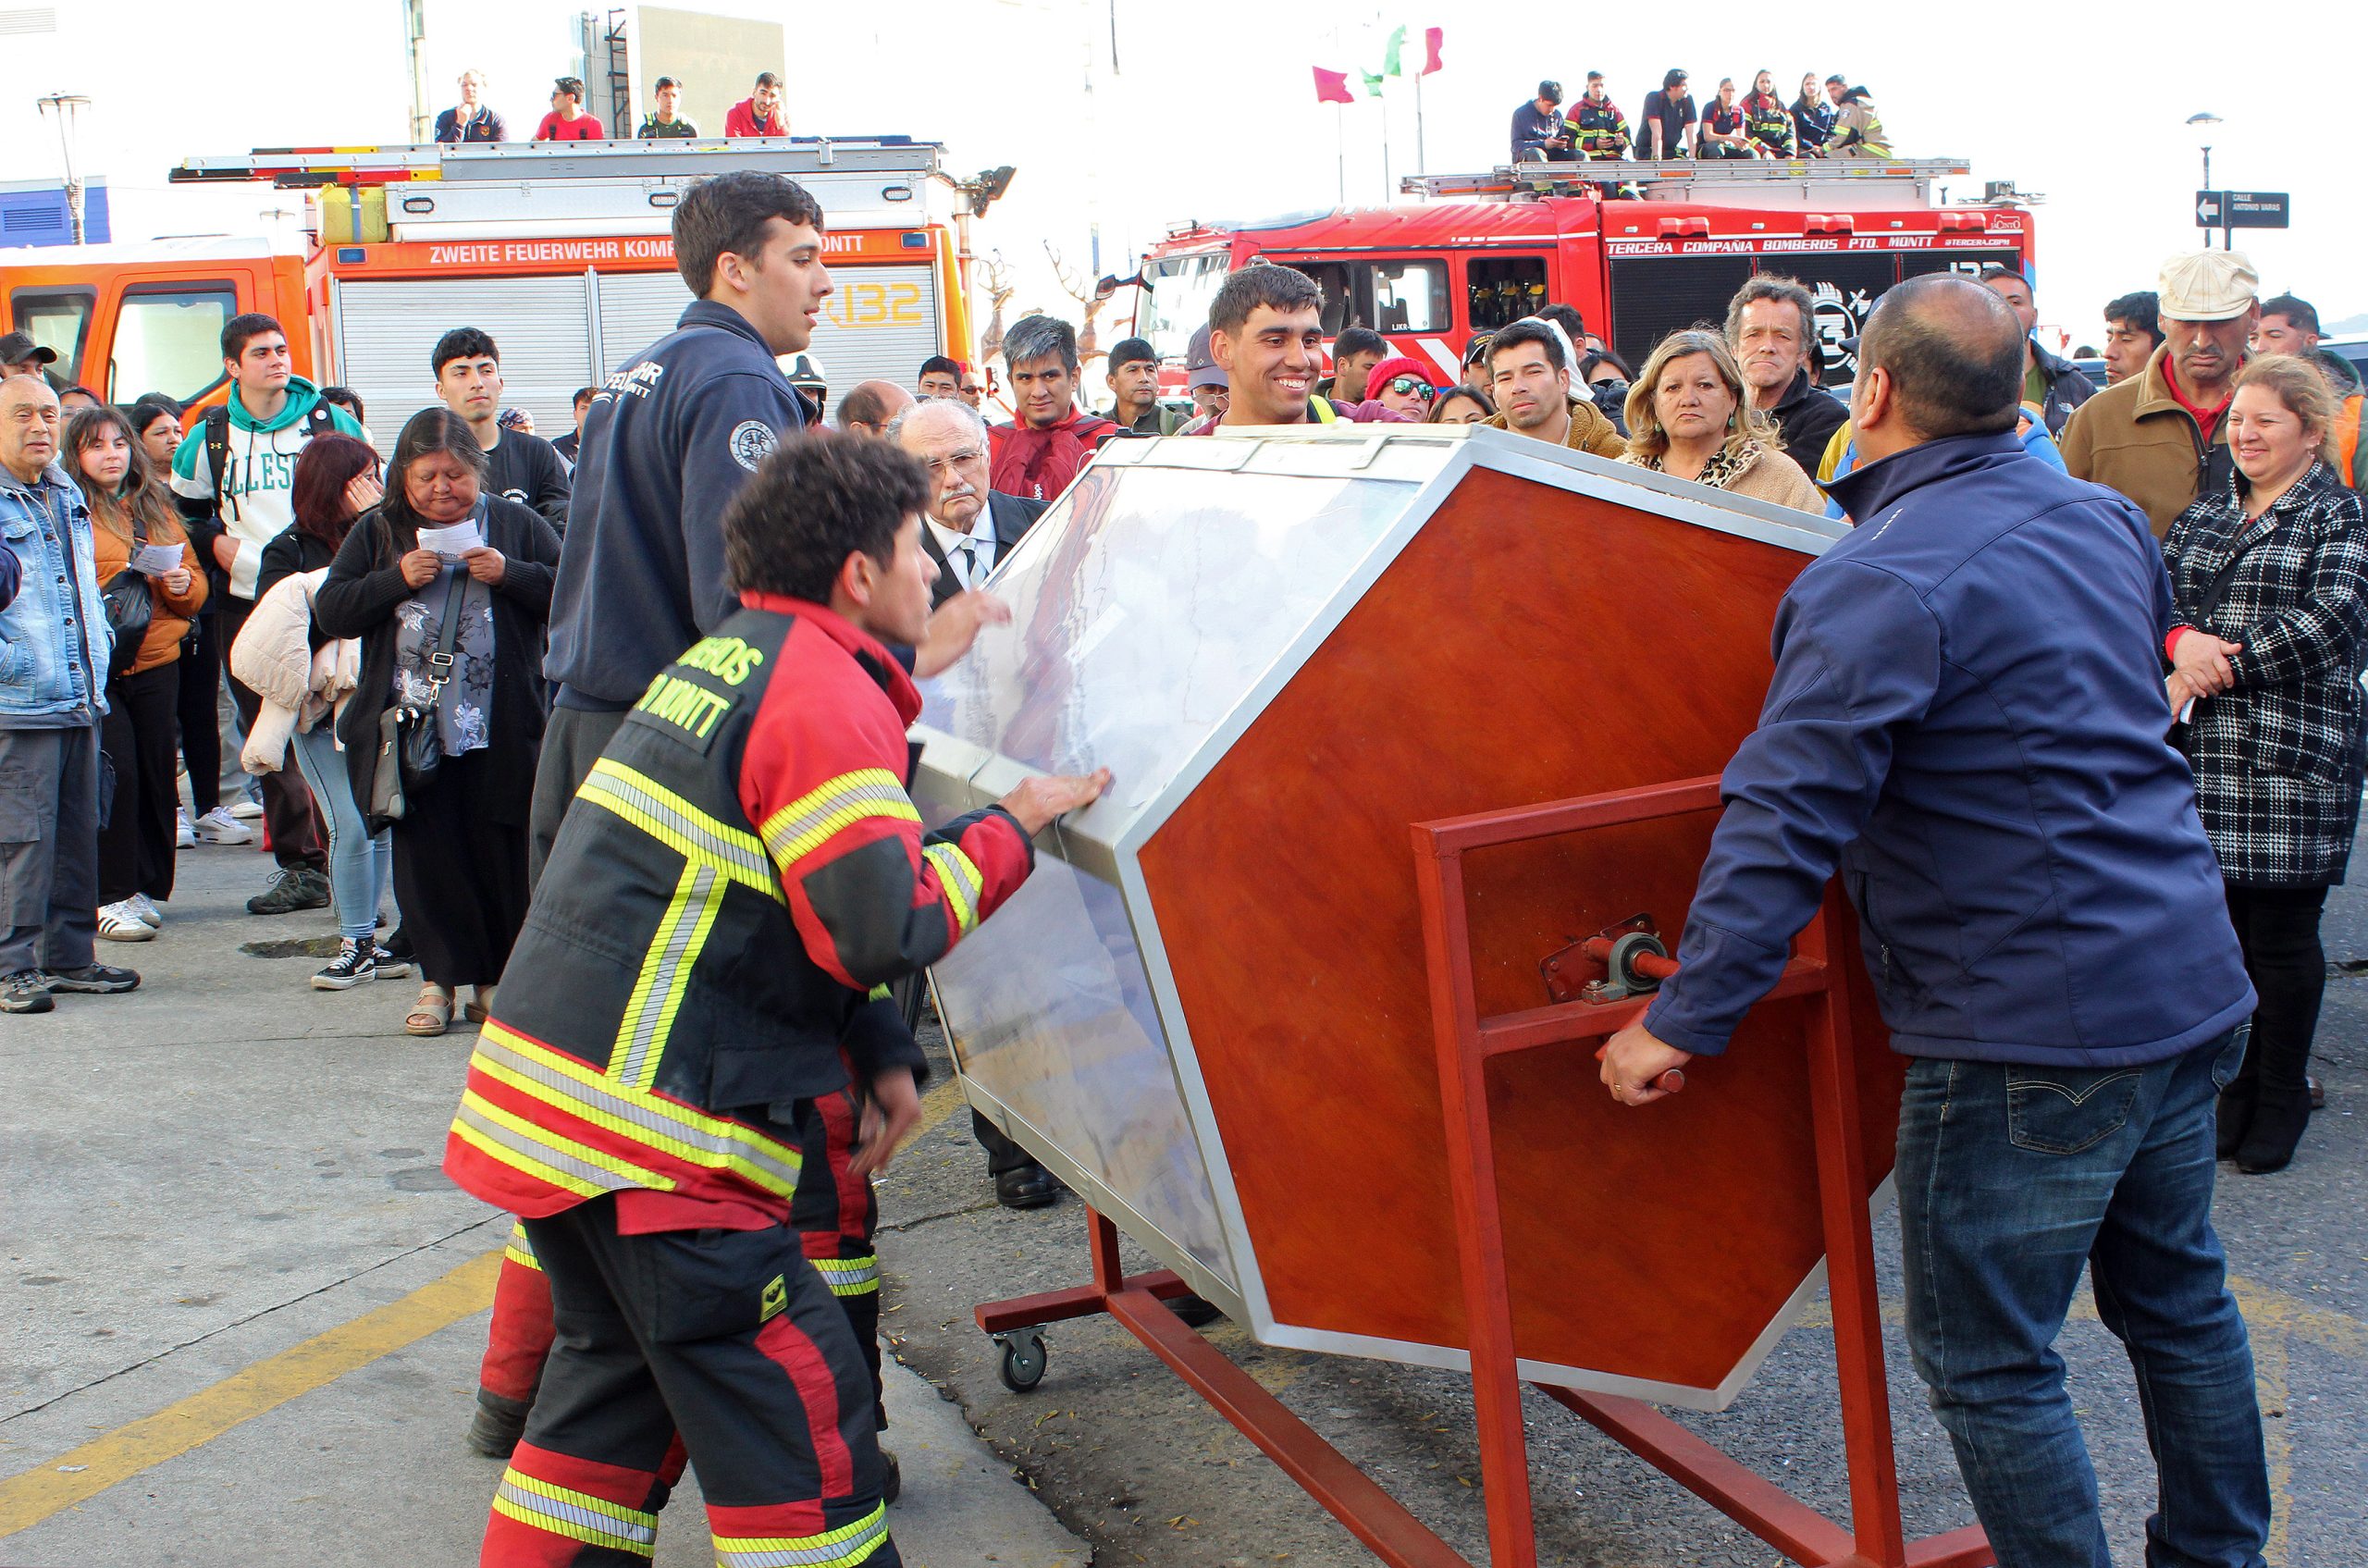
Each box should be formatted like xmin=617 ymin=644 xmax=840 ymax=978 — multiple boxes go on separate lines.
xmin=1621 ymin=328 xmax=1823 ymax=511
xmin=2162 ymin=352 xmax=2368 ymax=1174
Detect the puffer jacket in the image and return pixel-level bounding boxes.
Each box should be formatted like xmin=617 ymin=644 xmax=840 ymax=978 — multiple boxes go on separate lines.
xmin=0 ymin=463 xmax=109 ymax=721
xmin=230 ymin=568 xmax=359 ymax=773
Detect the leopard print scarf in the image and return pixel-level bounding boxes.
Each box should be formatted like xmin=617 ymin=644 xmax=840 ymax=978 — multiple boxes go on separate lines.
xmin=1640 ymin=438 xmax=1761 ymax=491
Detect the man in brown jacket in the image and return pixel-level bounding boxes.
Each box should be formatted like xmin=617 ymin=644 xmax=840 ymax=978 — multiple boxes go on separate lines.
xmin=2060 ymin=251 xmax=2258 ymax=537
xmin=1482 ymin=320 xmax=1628 ymax=456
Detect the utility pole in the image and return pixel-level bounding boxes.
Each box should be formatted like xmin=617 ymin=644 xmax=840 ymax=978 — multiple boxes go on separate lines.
xmin=35 ymin=93 xmax=91 ymax=245
xmin=403 ymin=0 xmax=431 ymax=142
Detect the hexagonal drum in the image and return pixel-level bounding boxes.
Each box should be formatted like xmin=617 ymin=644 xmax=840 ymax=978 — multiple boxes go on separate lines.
xmin=913 ymin=426 xmax=1900 ymax=1411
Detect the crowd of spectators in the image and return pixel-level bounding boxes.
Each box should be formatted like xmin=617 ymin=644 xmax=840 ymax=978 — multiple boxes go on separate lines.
xmin=1513 ymin=69 xmax=1888 ymax=164
xmin=430 ymin=67 xmax=793 ymax=143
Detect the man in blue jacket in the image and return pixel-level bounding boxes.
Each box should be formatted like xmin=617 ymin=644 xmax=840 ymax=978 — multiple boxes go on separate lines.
xmin=1602 ymin=275 xmax=2268 ymax=1568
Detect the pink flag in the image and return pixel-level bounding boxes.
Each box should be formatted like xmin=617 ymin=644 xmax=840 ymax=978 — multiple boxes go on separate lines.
xmin=1313 ymin=67 xmax=1356 ymax=105
xmin=1422 ymin=27 xmax=1444 ymax=75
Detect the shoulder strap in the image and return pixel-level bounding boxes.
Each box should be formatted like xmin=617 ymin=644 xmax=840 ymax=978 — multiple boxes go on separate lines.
xmin=426 ymin=566 xmax=468 ymax=689
xmin=305 ymin=401 xmax=337 ymax=437
xmin=204 ymin=406 xmax=231 ymax=511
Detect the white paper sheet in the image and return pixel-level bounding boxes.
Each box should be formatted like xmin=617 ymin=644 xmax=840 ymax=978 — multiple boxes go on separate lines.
xmin=416 ymin=520 xmax=485 ymax=557
xmin=130 ymin=543 xmax=186 ymax=575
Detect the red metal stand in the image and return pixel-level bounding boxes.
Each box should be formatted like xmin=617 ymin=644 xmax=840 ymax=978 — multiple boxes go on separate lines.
xmin=1411 ymin=776 xmax=1988 ymax=1568
xmin=969 ymin=775 xmax=1992 ymax=1568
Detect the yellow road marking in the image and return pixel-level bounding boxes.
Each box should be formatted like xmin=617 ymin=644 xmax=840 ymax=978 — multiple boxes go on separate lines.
xmin=0 ymin=1248 xmax=500 ymax=1538
xmin=915 ymin=1074 xmax=968 ymax=1142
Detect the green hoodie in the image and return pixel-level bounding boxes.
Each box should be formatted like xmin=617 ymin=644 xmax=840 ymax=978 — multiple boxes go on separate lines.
xmin=169 ymin=376 xmax=365 ymax=599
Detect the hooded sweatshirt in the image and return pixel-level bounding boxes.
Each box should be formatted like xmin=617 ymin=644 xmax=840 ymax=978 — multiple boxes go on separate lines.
xmin=169 ymin=377 xmax=364 ymax=600
xmin=989 ymin=406 xmax=1121 ymax=502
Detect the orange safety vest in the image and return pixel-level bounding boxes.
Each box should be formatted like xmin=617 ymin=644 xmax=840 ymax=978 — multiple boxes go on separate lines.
xmin=2337 ymin=393 xmax=2366 ymax=490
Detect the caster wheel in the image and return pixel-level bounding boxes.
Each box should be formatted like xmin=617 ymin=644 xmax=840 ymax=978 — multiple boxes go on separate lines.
xmin=996 ymin=1327 xmax=1047 ymax=1392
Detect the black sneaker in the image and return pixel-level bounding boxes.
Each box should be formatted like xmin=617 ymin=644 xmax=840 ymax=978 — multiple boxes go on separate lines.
xmin=1 ymin=970 xmax=55 ymax=1013
xmin=381 ymin=926 xmax=415 ymax=962
xmin=313 ymin=939 xmax=389 ymax=991
xmin=43 ymin=963 xmax=141 ymax=994
xmin=247 ymin=867 xmax=332 ymax=916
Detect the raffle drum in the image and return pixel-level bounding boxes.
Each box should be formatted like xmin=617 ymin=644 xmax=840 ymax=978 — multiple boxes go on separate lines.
xmin=912 ymin=427 xmax=1990 ymax=1568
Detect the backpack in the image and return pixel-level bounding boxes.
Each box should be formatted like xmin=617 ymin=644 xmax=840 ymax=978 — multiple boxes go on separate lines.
xmin=202 ymin=400 xmax=339 ymax=523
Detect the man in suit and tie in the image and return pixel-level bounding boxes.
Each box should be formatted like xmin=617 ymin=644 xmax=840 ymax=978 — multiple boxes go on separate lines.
xmin=888 ymin=395 xmax=1063 ymax=1207
xmin=893 ymin=397 xmax=1048 ymax=609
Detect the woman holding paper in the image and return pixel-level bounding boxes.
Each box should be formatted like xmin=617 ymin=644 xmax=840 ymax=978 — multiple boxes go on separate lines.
xmin=315 ymin=409 xmax=560 ymax=1037
xmin=2162 ymin=354 xmax=2368 ymax=1175
xmin=66 ymin=407 xmax=208 ymax=942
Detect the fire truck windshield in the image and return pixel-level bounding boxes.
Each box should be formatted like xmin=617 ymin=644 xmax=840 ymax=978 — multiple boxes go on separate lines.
xmin=1143 ymin=253 xmax=1228 ymax=362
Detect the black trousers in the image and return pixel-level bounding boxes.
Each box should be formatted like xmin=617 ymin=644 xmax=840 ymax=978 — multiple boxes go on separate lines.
xmin=175 ymin=611 xmax=221 ymax=812
xmin=97 ymin=663 xmax=181 ymax=906
xmin=527 ymin=703 xmax=627 ymax=889
xmin=492 ymin=1193 xmax=899 ymax=1567
xmin=216 ymin=592 xmax=326 ymax=870
xmin=390 ymin=748 xmax=528 ymax=989
xmin=2222 ymin=881 xmax=2328 ymax=1101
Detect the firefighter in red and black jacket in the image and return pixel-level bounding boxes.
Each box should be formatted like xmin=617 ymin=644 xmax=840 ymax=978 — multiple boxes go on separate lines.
xmin=445 ymin=432 xmax=1108 ymax=1568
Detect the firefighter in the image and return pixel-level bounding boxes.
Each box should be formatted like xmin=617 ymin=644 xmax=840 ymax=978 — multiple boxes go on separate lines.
xmin=444 ymin=431 xmax=1108 ymax=1567
xmin=1571 ymin=72 xmax=1632 ymax=160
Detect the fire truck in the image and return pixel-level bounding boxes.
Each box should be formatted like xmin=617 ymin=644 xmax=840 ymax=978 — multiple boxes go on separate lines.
xmin=1134 ymin=158 xmax=2032 ymax=389
xmin=0 ymin=138 xmax=981 ymax=435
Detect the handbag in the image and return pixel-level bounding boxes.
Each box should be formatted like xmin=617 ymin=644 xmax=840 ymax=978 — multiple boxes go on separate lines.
xmin=101 ymin=511 xmax=154 ymax=680
xmin=364 ymin=561 xmax=468 ymax=830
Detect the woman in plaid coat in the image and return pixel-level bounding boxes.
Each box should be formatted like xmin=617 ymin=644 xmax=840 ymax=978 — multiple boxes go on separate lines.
xmin=2164 ymin=355 xmax=2368 ymax=1174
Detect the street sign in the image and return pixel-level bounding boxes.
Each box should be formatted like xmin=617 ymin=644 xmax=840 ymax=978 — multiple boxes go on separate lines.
xmin=2196 ymin=191 xmax=2291 ymax=228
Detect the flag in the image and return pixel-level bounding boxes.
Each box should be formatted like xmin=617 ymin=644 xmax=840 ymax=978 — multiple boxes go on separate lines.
xmin=1382 ymin=26 xmax=1407 ymax=76
xmin=1363 ymin=68 xmax=1385 ymax=97
xmin=1422 ymin=26 xmax=1444 ymax=75
xmin=1313 ymin=67 xmax=1355 ymax=105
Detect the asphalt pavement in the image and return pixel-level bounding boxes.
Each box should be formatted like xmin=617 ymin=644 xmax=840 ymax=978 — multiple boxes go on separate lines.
xmin=5 ymin=832 xmax=2365 ymax=1567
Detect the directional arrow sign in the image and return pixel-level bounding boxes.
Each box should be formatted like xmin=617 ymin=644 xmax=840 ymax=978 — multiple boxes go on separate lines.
xmin=2196 ymin=191 xmax=2225 ymax=226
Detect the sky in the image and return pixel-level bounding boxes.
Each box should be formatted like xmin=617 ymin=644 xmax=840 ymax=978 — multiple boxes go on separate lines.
xmin=10 ymin=1 xmax=2357 ymax=350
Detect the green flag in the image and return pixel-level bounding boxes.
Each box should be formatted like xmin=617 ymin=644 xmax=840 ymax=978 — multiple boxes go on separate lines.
xmin=1363 ymin=68 xmax=1385 ymax=97
xmin=1383 ymin=25 xmax=1407 ymax=75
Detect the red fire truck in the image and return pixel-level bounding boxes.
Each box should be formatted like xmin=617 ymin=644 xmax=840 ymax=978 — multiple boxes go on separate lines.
xmin=1 ymin=139 xmax=982 ymax=435
xmin=1134 ymin=159 xmax=2032 ymax=388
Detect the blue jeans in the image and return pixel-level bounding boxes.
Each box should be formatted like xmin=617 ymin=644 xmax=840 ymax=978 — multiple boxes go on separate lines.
xmin=1896 ymin=1030 xmax=2267 ymax=1568
xmin=287 ymin=722 xmax=390 ymax=941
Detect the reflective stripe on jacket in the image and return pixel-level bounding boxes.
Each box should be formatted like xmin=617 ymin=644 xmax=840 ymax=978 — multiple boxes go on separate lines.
xmin=445 ymin=597 xmax=1033 ymax=1222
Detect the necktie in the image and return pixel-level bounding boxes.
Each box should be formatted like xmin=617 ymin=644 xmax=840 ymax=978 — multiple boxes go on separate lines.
xmin=952 ymin=541 xmax=977 ymax=588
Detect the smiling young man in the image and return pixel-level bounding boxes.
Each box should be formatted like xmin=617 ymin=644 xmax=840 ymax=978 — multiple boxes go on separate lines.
xmin=987 ymin=315 xmax=1119 ymax=500
xmin=432 ymin=327 xmax=572 ymax=529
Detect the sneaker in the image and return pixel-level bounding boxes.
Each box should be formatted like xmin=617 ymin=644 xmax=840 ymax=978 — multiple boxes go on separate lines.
xmin=0 ymin=970 xmax=54 ymax=1013
xmin=313 ymin=938 xmax=401 ymax=991
xmin=176 ymin=809 xmax=197 ymax=849
xmin=97 ymin=901 xmax=156 ymax=942
xmin=128 ymin=893 xmax=163 ymax=928
xmin=193 ymin=808 xmax=254 ymax=846
xmin=247 ymin=867 xmax=330 ymax=916
xmin=381 ymin=926 xmax=414 ymax=961
xmin=227 ymin=797 xmax=264 ymax=820
xmin=43 ymin=963 xmax=140 ymax=994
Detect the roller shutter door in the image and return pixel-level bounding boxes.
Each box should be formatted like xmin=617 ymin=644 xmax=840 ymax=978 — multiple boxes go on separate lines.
xmin=332 ymin=276 xmax=595 ymax=444
xmin=593 ymin=265 xmax=941 ymax=408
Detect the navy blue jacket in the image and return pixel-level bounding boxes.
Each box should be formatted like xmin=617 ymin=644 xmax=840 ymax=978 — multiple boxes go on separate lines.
xmin=1644 ymin=431 xmax=2254 ymax=1068
xmin=545 ymin=301 xmax=806 ymax=709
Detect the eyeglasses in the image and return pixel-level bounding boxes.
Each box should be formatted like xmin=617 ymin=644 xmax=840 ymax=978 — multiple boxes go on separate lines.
xmin=921 ymin=448 xmax=984 ymax=475
xmin=1384 ymin=377 xmax=1435 ymax=399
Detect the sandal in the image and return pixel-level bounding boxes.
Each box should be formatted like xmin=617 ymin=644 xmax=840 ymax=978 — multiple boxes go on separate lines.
xmin=406 ymin=984 xmax=455 ymax=1037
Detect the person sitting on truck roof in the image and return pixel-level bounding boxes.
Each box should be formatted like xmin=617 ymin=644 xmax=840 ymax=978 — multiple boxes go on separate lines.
xmin=636 ymin=75 xmax=698 ymax=139
xmin=1511 ymin=80 xmax=1574 ymax=164
xmin=1640 ymin=68 xmax=1698 ymax=159
xmin=534 ymin=77 xmax=605 ymax=142
xmin=1743 ymin=70 xmax=1794 ymax=157
xmin=1700 ymin=80 xmax=1758 ymax=159
xmin=917 ymin=354 xmax=963 ymax=401
xmin=431 ymin=327 xmax=572 ymax=532
xmin=1791 ymin=73 xmax=1835 ymax=155
xmin=435 ymin=69 xmax=506 ymax=143
xmin=2102 ymin=290 xmax=2164 ymax=388
xmin=1572 ymin=73 xmax=1632 ymax=160
xmin=1977 ymin=265 xmax=2095 ymax=437
xmin=1826 ymin=85 xmax=1891 ymax=158
xmin=1325 ymin=327 xmax=1388 ymax=405
xmin=988 ymin=315 xmax=1121 ymax=501
xmin=725 ymin=71 xmax=789 ymax=138
xmin=1619 ymin=328 xmax=1823 ymax=511
xmin=1481 ymin=320 xmax=1626 ymax=456
xmin=1729 ymin=275 xmax=1850 ymax=481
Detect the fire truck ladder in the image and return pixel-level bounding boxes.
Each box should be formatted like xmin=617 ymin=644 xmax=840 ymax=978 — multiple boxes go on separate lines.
xmin=1404 ymin=158 xmax=1975 ymax=208
xmin=169 ymin=139 xmax=954 ymax=190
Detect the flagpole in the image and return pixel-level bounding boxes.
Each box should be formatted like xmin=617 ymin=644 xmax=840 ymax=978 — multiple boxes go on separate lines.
xmin=1414 ymin=68 xmax=1425 ymax=175
xmin=1336 ymin=103 xmax=1346 ymax=208
xmin=1381 ymin=97 xmax=1391 ymax=204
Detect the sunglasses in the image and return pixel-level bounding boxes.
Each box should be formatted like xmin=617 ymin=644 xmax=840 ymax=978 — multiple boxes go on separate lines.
xmin=1384 ymin=376 xmax=1436 ymax=398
